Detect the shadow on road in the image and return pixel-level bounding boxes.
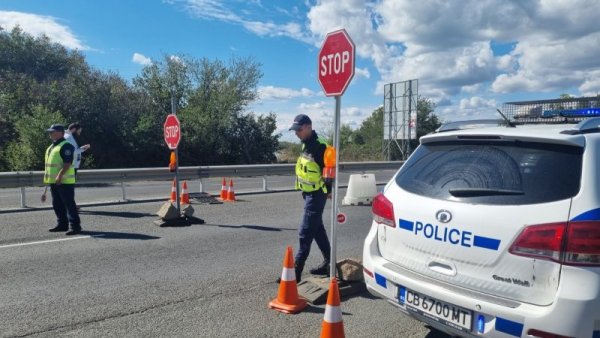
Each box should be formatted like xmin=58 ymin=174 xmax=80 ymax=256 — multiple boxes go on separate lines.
xmin=84 ymin=230 xmax=160 ymax=240
xmin=215 ymin=224 xmax=296 ymax=232
xmin=79 ymin=210 xmax=155 ymax=218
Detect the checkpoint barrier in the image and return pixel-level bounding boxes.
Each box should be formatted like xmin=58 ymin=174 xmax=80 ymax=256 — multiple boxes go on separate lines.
xmin=342 ymin=173 xmax=377 ymax=206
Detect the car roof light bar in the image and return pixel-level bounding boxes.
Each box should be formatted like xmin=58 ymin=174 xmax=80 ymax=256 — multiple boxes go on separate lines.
xmin=436 ymin=119 xmax=507 ymax=133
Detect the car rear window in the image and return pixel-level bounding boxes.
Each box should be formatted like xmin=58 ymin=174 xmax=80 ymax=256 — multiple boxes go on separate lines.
xmin=396 ymin=140 xmax=583 ymax=205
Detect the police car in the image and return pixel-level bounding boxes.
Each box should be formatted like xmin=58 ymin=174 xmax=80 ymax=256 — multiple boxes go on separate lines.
xmin=363 ymin=116 xmax=600 ymax=338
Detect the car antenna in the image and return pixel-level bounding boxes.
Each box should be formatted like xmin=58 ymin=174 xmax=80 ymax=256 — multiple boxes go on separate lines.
xmin=497 ymin=108 xmax=515 ymax=127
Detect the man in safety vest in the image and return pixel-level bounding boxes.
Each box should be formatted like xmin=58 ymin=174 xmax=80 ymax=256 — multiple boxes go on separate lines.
xmin=44 ymin=124 xmax=81 ymax=235
xmin=286 ymin=114 xmax=332 ymax=282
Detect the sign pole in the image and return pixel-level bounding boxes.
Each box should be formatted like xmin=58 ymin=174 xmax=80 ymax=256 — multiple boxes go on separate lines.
xmin=171 ymin=95 xmax=180 ymax=213
xmin=330 ymin=95 xmax=341 ymax=279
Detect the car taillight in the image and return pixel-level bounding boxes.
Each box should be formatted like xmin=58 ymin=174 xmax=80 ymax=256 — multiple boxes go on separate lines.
xmin=564 ymin=221 xmax=600 ymax=266
xmin=509 ymin=221 xmax=600 ymax=266
xmin=372 ymin=193 xmax=395 ymax=227
xmin=509 ymin=223 xmax=565 ymax=263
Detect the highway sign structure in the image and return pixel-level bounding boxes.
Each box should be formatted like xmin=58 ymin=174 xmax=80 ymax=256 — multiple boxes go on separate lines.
xmin=318 ymin=29 xmax=355 ymax=97
xmin=164 ymin=114 xmax=181 ymax=150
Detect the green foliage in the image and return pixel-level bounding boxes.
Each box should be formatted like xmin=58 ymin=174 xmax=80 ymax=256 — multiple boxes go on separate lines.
xmin=0 ymin=27 xmax=280 ymax=171
xmin=2 ymin=105 xmax=65 ymax=170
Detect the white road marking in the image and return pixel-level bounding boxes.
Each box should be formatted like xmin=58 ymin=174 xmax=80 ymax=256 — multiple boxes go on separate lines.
xmin=0 ymin=235 xmax=103 ymax=249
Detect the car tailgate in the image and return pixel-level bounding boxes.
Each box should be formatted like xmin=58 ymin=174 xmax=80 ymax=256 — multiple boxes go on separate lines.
xmin=377 ymin=183 xmax=571 ymax=305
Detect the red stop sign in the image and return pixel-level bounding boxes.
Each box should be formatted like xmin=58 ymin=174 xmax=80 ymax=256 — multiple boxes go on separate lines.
xmin=337 ymin=213 xmax=347 ymax=224
xmin=318 ymin=29 xmax=355 ymax=97
xmin=163 ymin=114 xmax=181 ymax=149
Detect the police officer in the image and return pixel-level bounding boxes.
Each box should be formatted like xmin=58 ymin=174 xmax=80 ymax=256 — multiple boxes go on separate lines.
xmin=287 ymin=114 xmax=331 ymax=282
xmin=44 ymin=124 xmax=82 ymax=235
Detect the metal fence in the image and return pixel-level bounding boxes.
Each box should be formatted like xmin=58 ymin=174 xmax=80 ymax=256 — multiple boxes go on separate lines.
xmin=0 ymin=162 xmax=403 ymax=208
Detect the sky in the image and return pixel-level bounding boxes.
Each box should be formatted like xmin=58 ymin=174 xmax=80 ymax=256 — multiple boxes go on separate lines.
xmin=1 ymin=0 xmax=600 ymax=141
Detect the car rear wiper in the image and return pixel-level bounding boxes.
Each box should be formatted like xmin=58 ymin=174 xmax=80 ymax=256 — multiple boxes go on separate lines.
xmin=448 ymin=188 xmax=524 ymax=197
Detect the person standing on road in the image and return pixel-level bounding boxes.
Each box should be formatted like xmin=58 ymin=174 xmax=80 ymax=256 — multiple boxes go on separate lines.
xmin=44 ymin=124 xmax=81 ymax=235
xmin=65 ymin=122 xmax=91 ymax=177
xmin=285 ymin=114 xmax=332 ymax=282
xmin=65 ymin=122 xmax=90 ymax=211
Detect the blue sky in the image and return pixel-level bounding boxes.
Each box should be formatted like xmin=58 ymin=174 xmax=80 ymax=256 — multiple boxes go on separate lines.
xmin=1 ymin=0 xmax=600 ymax=141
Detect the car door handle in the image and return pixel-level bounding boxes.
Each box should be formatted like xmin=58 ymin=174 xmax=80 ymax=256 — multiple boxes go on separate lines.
xmin=427 ymin=258 xmax=457 ymax=276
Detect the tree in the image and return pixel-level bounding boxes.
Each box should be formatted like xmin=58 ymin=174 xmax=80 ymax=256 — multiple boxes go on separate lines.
xmin=2 ymin=105 xmax=65 ymax=171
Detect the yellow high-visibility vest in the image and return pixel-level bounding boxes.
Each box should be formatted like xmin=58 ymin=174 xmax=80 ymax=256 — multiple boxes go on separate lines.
xmin=44 ymin=140 xmax=76 ymax=184
xmin=295 ymin=137 xmax=328 ymax=193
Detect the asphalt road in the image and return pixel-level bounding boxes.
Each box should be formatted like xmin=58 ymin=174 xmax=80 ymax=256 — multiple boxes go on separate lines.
xmin=0 ymin=189 xmax=451 ymax=337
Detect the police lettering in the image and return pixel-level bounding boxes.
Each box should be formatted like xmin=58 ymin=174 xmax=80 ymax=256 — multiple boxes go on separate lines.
xmin=414 ymin=222 xmax=472 ymax=247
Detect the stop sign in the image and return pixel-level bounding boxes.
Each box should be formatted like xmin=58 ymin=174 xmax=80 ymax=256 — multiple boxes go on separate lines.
xmin=318 ymin=29 xmax=355 ymax=96
xmin=163 ymin=114 xmax=181 ymax=149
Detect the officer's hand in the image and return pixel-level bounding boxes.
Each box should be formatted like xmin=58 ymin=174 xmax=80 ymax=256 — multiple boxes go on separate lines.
xmin=82 ymin=144 xmax=90 ymax=151
xmin=55 ymin=177 xmax=62 ymax=185
xmin=327 ymin=193 xmax=332 ymax=199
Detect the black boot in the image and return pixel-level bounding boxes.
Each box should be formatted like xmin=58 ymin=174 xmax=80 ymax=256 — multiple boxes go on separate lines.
xmin=309 ymin=260 xmax=330 ymax=276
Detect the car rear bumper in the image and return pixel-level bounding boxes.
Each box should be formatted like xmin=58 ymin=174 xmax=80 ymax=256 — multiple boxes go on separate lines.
xmin=363 ymin=223 xmax=600 ymax=338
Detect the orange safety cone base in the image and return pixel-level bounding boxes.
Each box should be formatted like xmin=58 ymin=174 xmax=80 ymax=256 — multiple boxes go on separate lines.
xmin=268 ymin=246 xmax=306 ymax=314
xmin=180 ymin=181 xmax=190 ymax=204
xmin=268 ymin=297 xmax=307 ymax=314
xmin=320 ymin=278 xmax=345 ymax=338
xmin=169 ymin=180 xmax=177 ymax=202
xmin=321 ymin=322 xmax=345 ymax=338
xmin=219 ymin=178 xmax=227 ymax=200
xmin=225 ymin=179 xmax=236 ymax=202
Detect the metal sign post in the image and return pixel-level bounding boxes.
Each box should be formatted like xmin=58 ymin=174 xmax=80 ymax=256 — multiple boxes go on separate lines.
xmin=330 ymin=96 xmax=341 ymax=278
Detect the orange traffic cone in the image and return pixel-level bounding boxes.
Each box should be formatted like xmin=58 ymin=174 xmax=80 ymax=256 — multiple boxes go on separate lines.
xmin=220 ymin=177 xmax=227 ymax=200
xmin=180 ymin=180 xmax=190 ymax=204
xmin=268 ymin=246 xmax=307 ymax=314
xmin=226 ymin=178 xmax=236 ymax=202
xmin=169 ymin=179 xmax=177 ymax=202
xmin=320 ymin=278 xmax=345 ymax=338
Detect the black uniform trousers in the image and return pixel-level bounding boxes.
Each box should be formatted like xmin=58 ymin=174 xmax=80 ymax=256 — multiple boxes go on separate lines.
xmin=295 ymin=190 xmax=331 ymax=265
xmin=50 ymin=183 xmax=81 ymax=230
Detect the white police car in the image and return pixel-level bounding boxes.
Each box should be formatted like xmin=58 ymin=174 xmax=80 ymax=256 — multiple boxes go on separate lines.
xmin=363 ymin=117 xmax=600 ymax=337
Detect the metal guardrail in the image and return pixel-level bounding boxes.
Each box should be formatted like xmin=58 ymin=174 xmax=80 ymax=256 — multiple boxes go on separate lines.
xmin=0 ymin=161 xmax=403 ymax=189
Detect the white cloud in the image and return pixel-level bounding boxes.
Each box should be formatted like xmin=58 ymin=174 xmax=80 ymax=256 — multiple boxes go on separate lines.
xmin=132 ymin=53 xmax=152 ymax=66
xmin=355 ymin=67 xmax=370 ymax=79
xmin=0 ymin=11 xmax=88 ymax=50
xmin=459 ymin=97 xmax=498 ymax=110
xmin=172 ymin=0 xmax=313 ymax=43
xmin=258 ymin=86 xmax=314 ymax=100
xmin=172 ymin=0 xmax=600 ymax=123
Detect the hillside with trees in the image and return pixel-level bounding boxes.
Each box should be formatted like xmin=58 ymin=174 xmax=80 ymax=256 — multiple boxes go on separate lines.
xmin=0 ymin=27 xmax=279 ymax=171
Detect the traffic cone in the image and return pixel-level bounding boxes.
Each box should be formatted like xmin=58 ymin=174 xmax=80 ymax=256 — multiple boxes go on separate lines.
xmin=180 ymin=180 xmax=190 ymax=204
xmin=226 ymin=178 xmax=236 ymax=202
xmin=268 ymin=246 xmax=307 ymax=314
xmin=219 ymin=177 xmax=227 ymax=200
xmin=169 ymin=179 xmax=177 ymax=202
xmin=320 ymin=278 xmax=345 ymax=338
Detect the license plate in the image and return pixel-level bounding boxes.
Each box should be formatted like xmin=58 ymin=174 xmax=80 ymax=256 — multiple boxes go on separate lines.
xmin=398 ymin=286 xmax=472 ymax=332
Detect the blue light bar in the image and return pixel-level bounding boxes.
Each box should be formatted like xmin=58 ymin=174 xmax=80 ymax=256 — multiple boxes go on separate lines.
xmin=542 ymin=108 xmax=600 ymax=118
